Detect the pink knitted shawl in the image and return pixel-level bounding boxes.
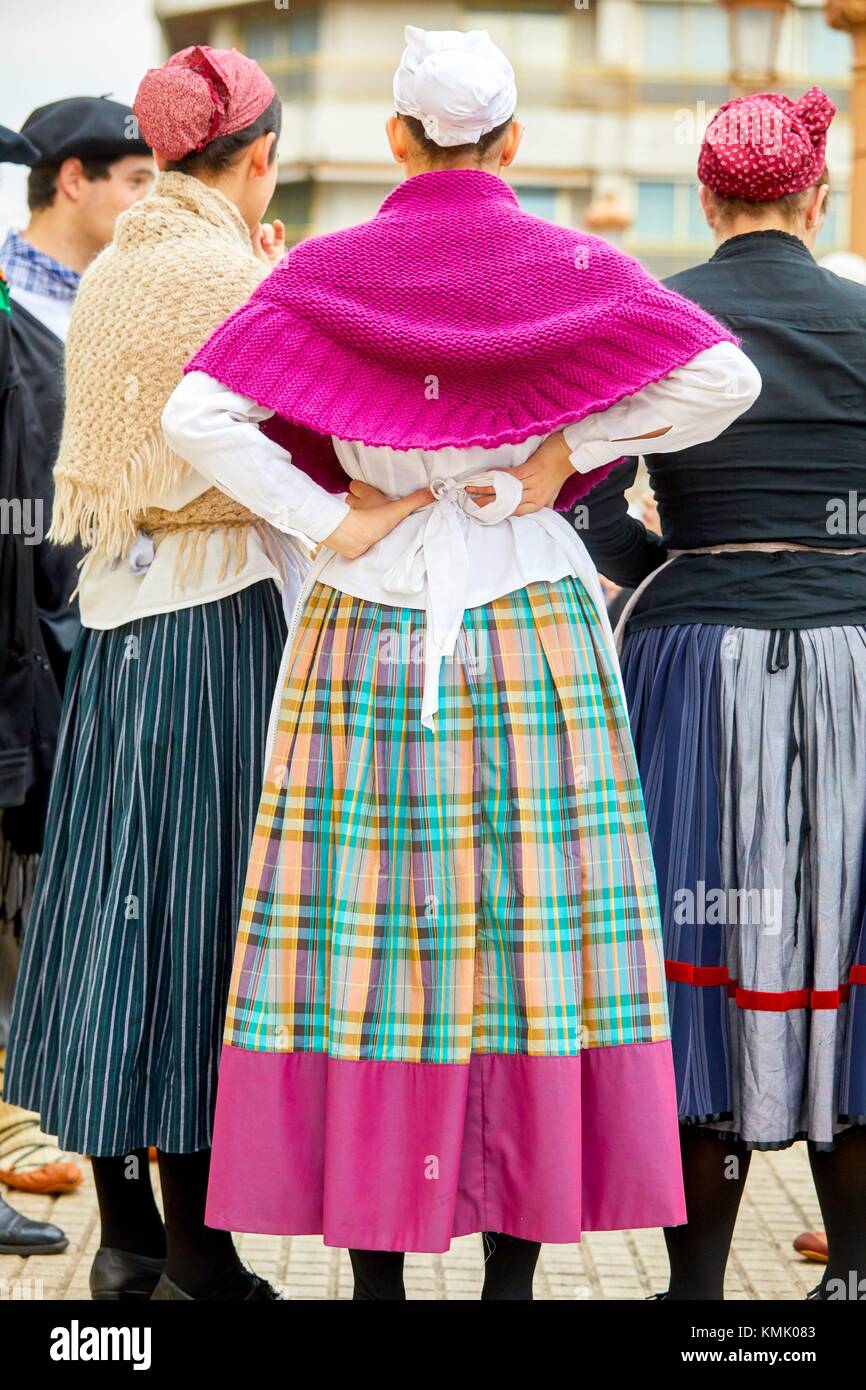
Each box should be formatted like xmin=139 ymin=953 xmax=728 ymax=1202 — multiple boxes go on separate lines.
xmin=187 ymin=169 xmax=737 ymax=510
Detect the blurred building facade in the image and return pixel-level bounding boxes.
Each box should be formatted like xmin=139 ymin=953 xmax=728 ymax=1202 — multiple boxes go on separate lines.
xmin=153 ymin=0 xmax=852 ymax=273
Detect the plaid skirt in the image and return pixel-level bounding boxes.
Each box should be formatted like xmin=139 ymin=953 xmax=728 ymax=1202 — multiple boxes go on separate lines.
xmin=3 ymin=582 xmax=287 ymax=1155
xmin=206 ymin=578 xmax=686 ymax=1250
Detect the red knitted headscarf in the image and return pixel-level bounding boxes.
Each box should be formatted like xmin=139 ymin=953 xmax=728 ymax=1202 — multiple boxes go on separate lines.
xmin=698 ymin=86 xmax=835 ymax=202
xmin=133 ymin=46 xmax=276 ymax=162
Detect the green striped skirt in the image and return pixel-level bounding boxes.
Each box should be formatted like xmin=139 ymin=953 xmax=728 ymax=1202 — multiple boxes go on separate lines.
xmin=3 ymin=581 xmax=286 ymax=1156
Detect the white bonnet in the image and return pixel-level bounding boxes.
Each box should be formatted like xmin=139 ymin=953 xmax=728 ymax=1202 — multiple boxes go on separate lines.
xmin=393 ymin=25 xmax=516 ymax=148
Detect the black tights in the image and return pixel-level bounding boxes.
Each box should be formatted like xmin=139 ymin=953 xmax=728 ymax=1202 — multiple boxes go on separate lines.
xmin=665 ymin=1124 xmax=866 ymax=1300
xmin=91 ymin=1147 xmax=246 ymax=1298
xmin=664 ymin=1128 xmax=752 ymax=1300
xmin=349 ymin=1231 xmax=541 ymax=1300
xmin=809 ymin=1127 xmax=866 ymax=1299
xmin=90 ymin=1148 xmax=165 ymax=1259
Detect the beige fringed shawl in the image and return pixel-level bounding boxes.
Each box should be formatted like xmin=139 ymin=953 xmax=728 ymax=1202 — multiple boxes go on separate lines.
xmin=51 ymin=171 xmax=273 ymax=579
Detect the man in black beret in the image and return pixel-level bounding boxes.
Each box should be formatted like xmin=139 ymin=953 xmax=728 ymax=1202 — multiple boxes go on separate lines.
xmin=0 ymin=94 xmax=152 ymax=692
xmin=2 ymin=97 xmax=153 ymax=339
xmin=0 ymin=102 xmax=152 ymax=1207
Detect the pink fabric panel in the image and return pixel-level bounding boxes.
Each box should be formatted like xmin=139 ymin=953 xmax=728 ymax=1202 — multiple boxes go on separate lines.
xmin=205 ymin=1041 xmax=685 ymax=1252
xmin=580 ymin=1042 xmax=686 ymax=1231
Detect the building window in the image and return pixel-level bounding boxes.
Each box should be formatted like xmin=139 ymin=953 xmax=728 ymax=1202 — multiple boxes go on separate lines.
xmin=515 ymin=186 xmax=559 ymax=220
xmin=243 ymin=11 xmax=319 ymax=100
xmin=640 ymin=2 xmax=729 ymax=74
xmin=636 ymin=181 xmax=676 ymax=239
xmin=795 ymin=7 xmax=852 ymax=78
xmin=464 ymin=7 xmax=571 ymax=64
xmin=686 ymin=187 xmax=711 ymax=242
xmin=816 ymin=190 xmax=850 ymax=250
xmin=268 ymin=179 xmax=314 ymax=245
xmin=634 ymin=181 xmax=713 ymax=246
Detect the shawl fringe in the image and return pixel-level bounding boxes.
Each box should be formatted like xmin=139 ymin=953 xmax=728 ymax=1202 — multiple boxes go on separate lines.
xmin=51 ymin=429 xmax=194 ymax=559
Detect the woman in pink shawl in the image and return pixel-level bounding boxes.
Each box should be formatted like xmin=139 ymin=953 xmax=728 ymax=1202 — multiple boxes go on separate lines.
xmin=163 ymin=25 xmax=761 ymax=1299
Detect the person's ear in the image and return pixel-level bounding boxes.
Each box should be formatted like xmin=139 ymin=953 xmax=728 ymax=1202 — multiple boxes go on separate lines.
xmin=249 ymin=130 xmax=277 ymax=178
xmin=806 ymin=182 xmax=829 ymax=230
xmin=498 ymin=120 xmax=524 ymax=169
xmin=55 ymin=157 xmax=85 ymax=202
xmin=386 ymin=114 xmax=410 ymax=164
xmin=698 ymin=184 xmax=717 ymax=230
xmin=153 ymin=151 xmax=170 ymax=173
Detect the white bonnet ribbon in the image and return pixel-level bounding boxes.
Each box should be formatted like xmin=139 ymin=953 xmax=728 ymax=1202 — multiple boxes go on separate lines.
xmin=393 ymin=25 xmax=517 ymax=148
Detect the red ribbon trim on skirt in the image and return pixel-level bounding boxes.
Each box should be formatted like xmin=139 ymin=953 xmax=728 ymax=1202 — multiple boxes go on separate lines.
xmin=665 ymin=960 xmax=866 ymax=1011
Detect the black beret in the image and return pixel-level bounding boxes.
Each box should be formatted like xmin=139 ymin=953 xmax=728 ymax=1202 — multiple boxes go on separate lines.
xmin=0 ymin=123 xmax=40 ymax=166
xmin=20 ymin=95 xmax=151 ymax=167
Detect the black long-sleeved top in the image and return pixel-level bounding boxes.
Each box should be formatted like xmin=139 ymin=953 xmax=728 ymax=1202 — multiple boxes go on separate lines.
xmin=0 ymin=310 xmax=60 ymax=814
xmin=10 ymin=301 xmax=82 ymax=681
xmin=575 ymin=230 xmax=866 ymax=630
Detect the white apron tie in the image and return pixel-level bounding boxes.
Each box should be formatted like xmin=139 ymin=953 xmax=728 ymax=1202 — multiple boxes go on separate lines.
xmin=383 ymin=469 xmax=524 ymax=730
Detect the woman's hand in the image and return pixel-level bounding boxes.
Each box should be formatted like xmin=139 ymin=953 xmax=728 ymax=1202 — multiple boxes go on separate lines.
xmin=322 ymin=486 xmax=433 ymax=560
xmin=251 ymin=219 xmax=287 ymax=267
xmin=464 ymin=431 xmax=575 ymax=515
xmin=345 ymin=479 xmax=390 ymax=510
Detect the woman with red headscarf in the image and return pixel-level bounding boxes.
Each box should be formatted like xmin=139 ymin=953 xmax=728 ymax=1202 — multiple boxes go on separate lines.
xmin=580 ymin=87 xmax=866 ymax=1300
xmin=1 ymin=45 xmax=378 ymax=1301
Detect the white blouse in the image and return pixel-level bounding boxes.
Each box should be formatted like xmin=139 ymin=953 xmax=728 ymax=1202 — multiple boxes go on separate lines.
xmin=160 ymin=343 xmax=760 ymax=729
xmin=76 ymin=468 xmax=310 ymax=632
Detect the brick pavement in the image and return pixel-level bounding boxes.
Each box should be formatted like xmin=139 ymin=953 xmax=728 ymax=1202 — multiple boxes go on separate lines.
xmin=0 ymin=1144 xmax=825 ymax=1300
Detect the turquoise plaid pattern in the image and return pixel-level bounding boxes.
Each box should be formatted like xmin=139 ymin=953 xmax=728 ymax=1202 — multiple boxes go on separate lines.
xmin=224 ymin=578 xmax=671 ymax=1063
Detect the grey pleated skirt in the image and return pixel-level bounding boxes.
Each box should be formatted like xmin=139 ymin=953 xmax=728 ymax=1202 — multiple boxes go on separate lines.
xmin=3 ymin=581 xmax=287 ymax=1156
xmin=623 ymin=623 xmax=866 ymax=1150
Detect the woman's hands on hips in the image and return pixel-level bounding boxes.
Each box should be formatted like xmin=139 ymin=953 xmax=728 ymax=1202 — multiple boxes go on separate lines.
xmin=322 ymin=482 xmax=433 ymax=559
xmin=464 ymin=431 xmax=575 ymax=515
xmin=344 ymin=480 xmax=391 ymax=510
xmin=333 ymin=435 xmax=575 ymax=542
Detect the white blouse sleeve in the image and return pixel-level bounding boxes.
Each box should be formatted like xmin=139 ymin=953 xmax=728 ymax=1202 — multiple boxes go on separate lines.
xmin=161 ymin=371 xmax=352 ymax=545
xmin=562 ymin=341 xmax=762 ymax=473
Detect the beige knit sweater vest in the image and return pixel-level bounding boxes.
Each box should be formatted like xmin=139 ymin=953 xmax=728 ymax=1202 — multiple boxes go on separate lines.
xmin=51 ymin=171 xmax=274 ymax=580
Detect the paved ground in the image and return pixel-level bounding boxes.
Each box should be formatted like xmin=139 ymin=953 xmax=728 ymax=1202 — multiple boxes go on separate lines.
xmin=0 ymin=1144 xmax=824 ymax=1300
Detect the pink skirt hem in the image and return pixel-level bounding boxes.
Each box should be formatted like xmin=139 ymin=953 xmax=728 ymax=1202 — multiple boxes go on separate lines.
xmin=205 ymin=1041 xmax=686 ymax=1252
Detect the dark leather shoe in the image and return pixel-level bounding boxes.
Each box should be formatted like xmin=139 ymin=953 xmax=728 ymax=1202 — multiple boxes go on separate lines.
xmin=0 ymin=1194 xmax=67 ymax=1254
xmin=90 ymin=1246 xmax=166 ymax=1301
xmin=151 ymin=1270 xmax=285 ymax=1300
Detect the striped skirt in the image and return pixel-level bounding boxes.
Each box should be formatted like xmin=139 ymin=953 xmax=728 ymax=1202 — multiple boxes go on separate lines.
xmin=3 ymin=582 xmax=287 ymax=1156
xmin=205 ymin=578 xmax=686 ymax=1252
xmin=622 ymin=622 xmax=866 ymax=1150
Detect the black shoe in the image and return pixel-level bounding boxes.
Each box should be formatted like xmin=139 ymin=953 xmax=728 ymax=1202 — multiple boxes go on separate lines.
xmin=151 ymin=1270 xmax=285 ymax=1301
xmin=90 ymin=1247 xmax=166 ymax=1301
xmin=0 ymin=1194 xmax=68 ymax=1255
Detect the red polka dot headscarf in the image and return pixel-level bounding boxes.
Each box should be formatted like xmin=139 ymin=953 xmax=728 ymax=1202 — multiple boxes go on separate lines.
xmin=134 ymin=46 xmax=276 ymax=162
xmin=698 ymin=86 xmax=835 ymax=202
